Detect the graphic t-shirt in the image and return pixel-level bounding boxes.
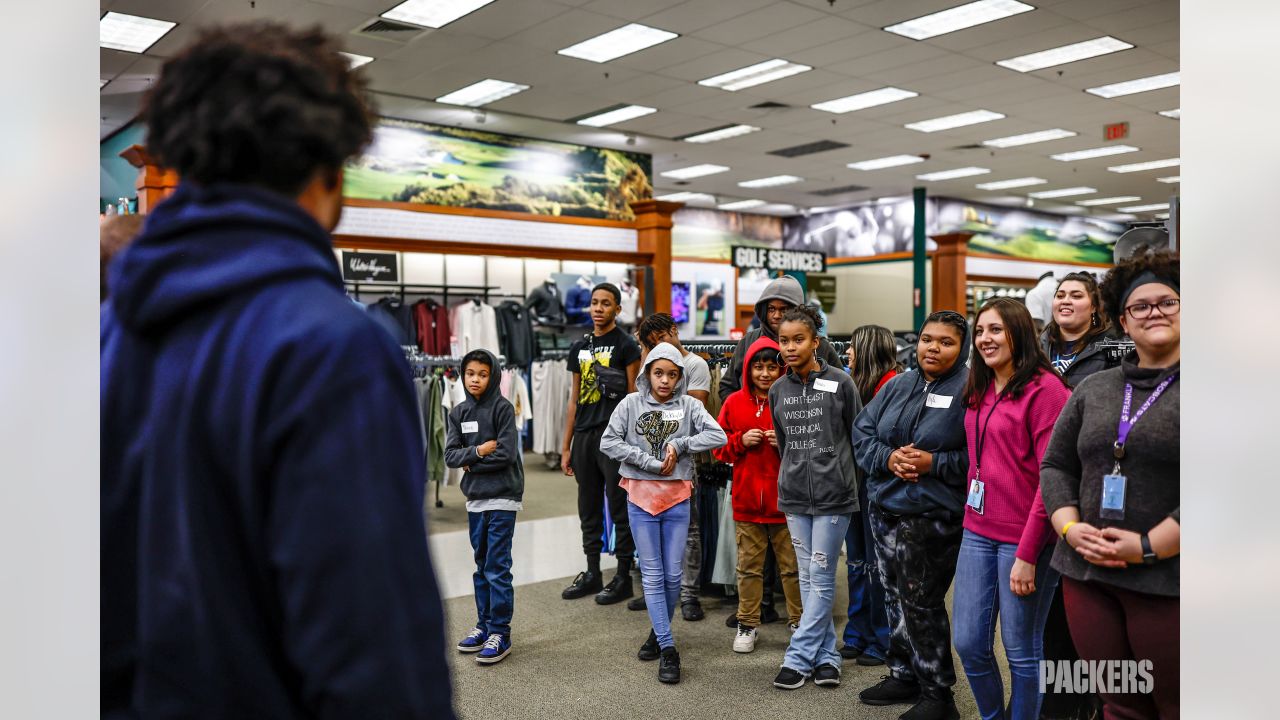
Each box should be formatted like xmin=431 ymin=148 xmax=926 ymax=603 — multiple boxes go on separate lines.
xmin=1051 ymin=345 xmax=1079 ymax=375
xmin=566 ymin=326 xmax=641 ymax=432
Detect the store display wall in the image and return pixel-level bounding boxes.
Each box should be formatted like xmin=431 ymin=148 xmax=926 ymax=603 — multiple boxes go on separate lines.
xmin=823 ymin=260 xmax=933 ymax=336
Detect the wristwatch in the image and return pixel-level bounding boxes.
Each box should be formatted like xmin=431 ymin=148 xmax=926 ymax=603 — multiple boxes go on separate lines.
xmin=1140 ymin=534 xmax=1158 ymax=565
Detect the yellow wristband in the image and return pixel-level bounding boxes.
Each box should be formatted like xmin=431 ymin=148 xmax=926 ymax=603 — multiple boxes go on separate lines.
xmin=1061 ymin=521 xmax=1078 ymax=539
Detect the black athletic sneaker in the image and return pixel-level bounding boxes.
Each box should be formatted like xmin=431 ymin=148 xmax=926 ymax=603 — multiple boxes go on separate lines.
xmin=856 ymin=652 xmax=887 ymax=667
xmin=725 ymin=612 xmax=739 ymax=628
xmin=813 ymin=664 xmax=841 ymax=687
xmin=594 ymin=574 xmax=633 ymax=605
xmin=627 ymin=595 xmax=647 ymax=611
xmin=561 ymin=571 xmax=602 ymax=600
xmin=900 ymin=696 xmax=960 ymax=720
xmin=773 ymin=666 xmax=807 ymax=690
xmin=638 ymin=629 xmax=660 ymax=662
xmin=658 ymin=647 xmax=681 ymax=684
xmin=839 ymin=644 xmax=864 ymax=660
xmin=760 ymin=604 xmax=780 ymax=624
xmin=681 ymin=599 xmax=704 ymax=621
xmin=860 ymin=675 xmax=922 ymax=706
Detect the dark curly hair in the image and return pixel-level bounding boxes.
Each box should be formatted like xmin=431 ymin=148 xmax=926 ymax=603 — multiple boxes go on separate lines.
xmin=142 ymin=22 xmax=375 ymax=196
xmin=1099 ymin=249 xmax=1180 ymax=327
xmin=636 ymin=312 xmax=677 ymax=350
xmin=778 ymin=304 xmax=824 ymax=337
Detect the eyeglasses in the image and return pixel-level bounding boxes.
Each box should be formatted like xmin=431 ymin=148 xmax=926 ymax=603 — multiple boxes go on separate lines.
xmin=1124 ymin=298 xmax=1180 ymax=319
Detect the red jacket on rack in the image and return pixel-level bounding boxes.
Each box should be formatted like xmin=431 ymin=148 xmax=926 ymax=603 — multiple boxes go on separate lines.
xmin=713 ymin=337 xmax=785 ymax=524
xmin=414 ymin=299 xmax=451 ymax=354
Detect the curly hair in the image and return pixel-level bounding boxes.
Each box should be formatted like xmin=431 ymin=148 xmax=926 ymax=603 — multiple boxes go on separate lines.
xmin=778 ymin=304 xmax=824 ymax=337
xmin=1045 ymin=271 xmax=1112 ymax=353
xmin=636 ymin=312 xmax=677 ymax=350
xmin=142 ymin=22 xmax=375 ymax=196
xmin=1099 ymin=249 xmax=1180 ymax=327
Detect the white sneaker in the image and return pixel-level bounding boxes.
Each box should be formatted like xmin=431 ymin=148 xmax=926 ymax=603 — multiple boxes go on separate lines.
xmin=788 ymin=622 xmax=800 ymax=634
xmin=733 ymin=624 xmax=758 ymax=653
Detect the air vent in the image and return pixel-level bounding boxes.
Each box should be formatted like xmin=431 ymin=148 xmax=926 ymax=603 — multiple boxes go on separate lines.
xmin=748 ymin=101 xmax=791 ymax=109
xmin=811 ymin=184 xmax=869 ymax=197
xmin=354 ymin=18 xmax=427 ymax=43
xmin=769 ymin=140 xmax=850 ymax=158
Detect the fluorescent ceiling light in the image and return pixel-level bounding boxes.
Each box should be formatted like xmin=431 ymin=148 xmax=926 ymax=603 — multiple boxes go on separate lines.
xmin=576 ymin=105 xmax=656 ymax=127
xmin=719 ymin=199 xmax=766 ymax=210
xmin=885 ymin=0 xmax=1034 ymax=40
xmin=681 ymin=124 xmax=760 ymax=143
xmin=756 ymin=204 xmax=798 ymax=214
xmin=982 ymin=128 xmax=1077 ymax=148
xmin=975 ymin=177 xmax=1048 ymax=190
xmin=699 ymin=59 xmax=812 ymax=91
xmin=739 ymin=175 xmax=803 ymax=188
xmin=340 ymin=52 xmax=374 ymax=69
xmin=1118 ymin=203 xmax=1170 ymax=213
xmin=848 ymin=155 xmax=926 ymax=171
xmin=1159 ymin=108 xmax=1181 ymax=119
xmin=1157 ymin=176 xmax=1180 ymax=184
xmin=1086 ymin=72 xmax=1180 ymax=98
xmin=1075 ymin=196 xmax=1141 ymax=206
xmin=906 ymin=109 xmax=1005 ymax=133
xmin=916 ymin=167 xmax=990 ymax=181
xmin=997 ymin=36 xmax=1133 ymax=72
xmin=1050 ymin=145 xmax=1139 ymax=161
xmin=382 ymin=0 xmax=496 ymax=29
xmin=558 ymin=23 xmax=678 ymax=63
xmin=660 ymin=164 xmax=730 ymax=180
xmin=1028 ymin=187 xmax=1096 ymax=199
xmin=1107 ymin=157 xmax=1180 ymax=173
xmin=1154 ymin=213 xmax=1169 ymax=219
xmin=656 ymin=192 xmax=715 ymax=204
xmin=1099 ymin=213 xmax=1137 ymax=221
xmin=435 ymin=79 xmax=529 ymax=107
xmin=811 ymin=87 xmax=918 ymax=114
xmin=100 ymin=11 xmax=176 ymax=53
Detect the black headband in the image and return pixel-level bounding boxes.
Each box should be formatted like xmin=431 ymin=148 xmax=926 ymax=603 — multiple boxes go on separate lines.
xmin=1121 ymin=271 xmax=1179 ymax=309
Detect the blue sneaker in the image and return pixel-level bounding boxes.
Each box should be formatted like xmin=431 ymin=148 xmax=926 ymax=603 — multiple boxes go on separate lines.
xmin=475 ymin=634 xmax=511 ymax=665
xmin=456 ymin=627 xmax=486 ymax=653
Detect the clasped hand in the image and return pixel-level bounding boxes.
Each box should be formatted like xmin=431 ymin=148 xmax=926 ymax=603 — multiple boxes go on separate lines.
xmin=1064 ymin=523 xmax=1142 ymax=568
xmin=887 ymin=443 xmax=933 ymax=482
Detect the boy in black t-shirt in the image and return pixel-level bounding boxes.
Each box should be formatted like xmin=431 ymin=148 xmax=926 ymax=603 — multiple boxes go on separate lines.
xmin=561 ymin=283 xmax=643 ymax=605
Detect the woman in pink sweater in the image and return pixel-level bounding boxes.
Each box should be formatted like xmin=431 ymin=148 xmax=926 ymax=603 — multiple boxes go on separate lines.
xmin=953 ymin=298 xmax=1071 ymax=720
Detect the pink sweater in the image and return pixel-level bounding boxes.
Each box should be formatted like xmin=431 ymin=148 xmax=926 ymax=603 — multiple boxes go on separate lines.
xmin=964 ymin=369 xmax=1071 ymax=564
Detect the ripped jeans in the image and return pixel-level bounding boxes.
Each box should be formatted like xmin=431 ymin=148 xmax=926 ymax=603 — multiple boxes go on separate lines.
xmin=782 ymin=513 xmax=851 ymax=674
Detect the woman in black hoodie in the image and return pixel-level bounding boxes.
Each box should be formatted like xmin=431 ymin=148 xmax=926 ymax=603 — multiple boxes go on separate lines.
xmin=853 ymin=310 xmax=971 ymax=720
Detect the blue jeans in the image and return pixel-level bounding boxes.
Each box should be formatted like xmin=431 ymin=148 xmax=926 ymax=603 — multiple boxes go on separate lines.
xmin=783 ymin=513 xmax=850 ymax=674
xmin=468 ymin=510 xmax=517 ymax=638
xmin=844 ymin=506 xmax=890 ymax=659
xmin=627 ymin=499 xmax=690 ymax=649
xmin=953 ymin=529 xmax=1060 ymax=720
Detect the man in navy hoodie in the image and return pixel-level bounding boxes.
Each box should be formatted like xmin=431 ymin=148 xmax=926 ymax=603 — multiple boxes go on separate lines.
xmin=100 ymin=23 xmax=454 ymax=719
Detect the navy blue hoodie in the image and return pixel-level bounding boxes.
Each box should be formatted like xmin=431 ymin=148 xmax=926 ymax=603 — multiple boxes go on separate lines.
xmin=444 ymin=349 xmax=525 ymax=503
xmin=101 ymin=183 xmax=455 ymax=719
xmin=853 ymin=319 xmax=971 ymax=519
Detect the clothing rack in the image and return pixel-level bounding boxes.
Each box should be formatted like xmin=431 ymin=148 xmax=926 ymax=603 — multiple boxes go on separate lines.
xmin=1096 ymin=338 xmax=1137 ymax=363
xmin=346 ymin=282 xmax=506 ymax=305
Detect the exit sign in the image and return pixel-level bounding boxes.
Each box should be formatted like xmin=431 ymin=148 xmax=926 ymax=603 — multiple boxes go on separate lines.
xmin=1104 ymin=122 xmax=1130 ymax=141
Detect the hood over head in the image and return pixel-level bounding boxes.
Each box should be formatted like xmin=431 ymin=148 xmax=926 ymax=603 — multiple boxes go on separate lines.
xmin=107 ymin=182 xmax=341 ymax=335
xmin=636 ymin=342 xmax=687 ymax=400
xmin=917 ymin=311 xmax=971 ymax=382
xmin=741 ymin=336 xmax=782 ymax=392
xmin=753 ymin=275 xmax=805 ymax=338
xmin=461 ymin=349 xmax=503 ymax=404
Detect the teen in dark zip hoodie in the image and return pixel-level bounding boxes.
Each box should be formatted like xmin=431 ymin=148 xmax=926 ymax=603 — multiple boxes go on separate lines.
xmin=444 ymin=349 xmax=525 ymax=665
xmin=768 ymin=306 xmax=862 ymax=691
xmin=853 ymin=310 xmax=971 ymax=719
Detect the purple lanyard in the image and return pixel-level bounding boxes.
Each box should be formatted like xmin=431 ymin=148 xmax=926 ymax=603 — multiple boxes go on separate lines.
xmin=1113 ymin=373 xmax=1178 ymax=460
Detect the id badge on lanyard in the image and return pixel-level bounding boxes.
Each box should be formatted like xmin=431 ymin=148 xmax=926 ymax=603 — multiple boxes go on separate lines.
xmin=967 ymin=475 xmax=985 ymax=515
xmin=1104 ymin=373 xmax=1177 ymax=521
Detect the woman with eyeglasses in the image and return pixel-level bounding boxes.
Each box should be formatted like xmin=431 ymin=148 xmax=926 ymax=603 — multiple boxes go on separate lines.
xmin=1040 ymin=250 xmax=1180 ymax=719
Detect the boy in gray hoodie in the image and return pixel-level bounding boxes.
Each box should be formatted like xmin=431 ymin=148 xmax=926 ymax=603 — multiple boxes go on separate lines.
xmin=601 ymin=342 xmax=726 ymax=684
xmin=444 ymin=349 xmax=525 ymax=666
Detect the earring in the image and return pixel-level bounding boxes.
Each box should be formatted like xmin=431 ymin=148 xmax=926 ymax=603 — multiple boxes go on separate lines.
xmin=1092 ymin=313 xmax=1099 ymax=327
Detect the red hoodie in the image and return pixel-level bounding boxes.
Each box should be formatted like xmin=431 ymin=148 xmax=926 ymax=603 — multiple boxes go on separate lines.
xmin=713 ymin=337 xmax=785 ymax=524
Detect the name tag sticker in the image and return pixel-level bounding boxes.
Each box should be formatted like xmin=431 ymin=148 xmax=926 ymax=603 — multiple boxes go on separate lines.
xmin=813 ymin=378 xmax=838 ymax=393
xmin=461 ymin=421 xmax=479 ymax=433
xmin=926 ymin=393 xmax=953 ymax=409
xmin=662 ymin=409 xmax=685 ymax=422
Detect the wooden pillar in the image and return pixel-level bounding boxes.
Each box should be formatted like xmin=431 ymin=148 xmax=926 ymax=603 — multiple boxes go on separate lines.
xmin=930 ymin=232 xmax=972 ymax=315
xmin=629 ymin=199 xmax=682 ymax=314
xmin=119 ymin=144 xmax=179 ymax=214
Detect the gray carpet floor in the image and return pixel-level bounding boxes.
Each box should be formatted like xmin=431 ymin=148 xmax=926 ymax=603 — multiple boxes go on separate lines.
xmin=427 ymin=452 xmax=575 ymax=535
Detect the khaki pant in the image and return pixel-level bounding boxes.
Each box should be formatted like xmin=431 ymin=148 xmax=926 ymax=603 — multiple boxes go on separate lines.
xmin=735 ymin=521 xmax=803 ymax=627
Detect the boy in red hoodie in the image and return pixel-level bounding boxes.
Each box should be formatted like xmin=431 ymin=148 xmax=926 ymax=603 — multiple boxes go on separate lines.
xmin=713 ymin=337 xmax=804 ymax=654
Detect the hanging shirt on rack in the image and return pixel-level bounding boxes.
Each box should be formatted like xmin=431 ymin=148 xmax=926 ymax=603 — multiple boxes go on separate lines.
xmin=450 ymin=300 xmax=501 ymax=355
xmin=524 ymin=280 xmax=565 ymax=325
xmin=367 ymin=296 xmax=415 ymax=347
xmin=565 ymin=283 xmax=592 ymax=326
xmin=495 ymin=301 xmax=536 ymax=366
xmin=531 ymin=359 xmax=569 ymax=454
xmin=413 ymin=299 xmax=451 ymax=355
xmin=618 ymin=283 xmax=640 ymax=327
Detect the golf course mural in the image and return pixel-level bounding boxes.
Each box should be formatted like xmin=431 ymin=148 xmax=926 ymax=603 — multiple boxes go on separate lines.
xmin=344 ymin=117 xmax=653 ymax=221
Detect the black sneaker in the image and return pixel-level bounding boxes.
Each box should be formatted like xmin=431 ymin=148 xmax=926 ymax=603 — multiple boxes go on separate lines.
xmin=860 ymin=675 xmax=922 ymax=706
xmin=773 ymin=666 xmax=807 ymax=690
xmin=681 ymin=599 xmax=704 ymax=621
xmin=856 ymin=652 xmax=887 ymax=667
xmin=760 ymin=605 xmax=780 ymax=624
xmin=594 ymin=574 xmax=633 ymax=605
xmin=627 ymin=595 xmax=647 ymax=611
xmin=813 ymin=663 xmax=841 ymax=687
xmin=561 ymin=571 xmax=602 ymax=600
xmin=839 ymin=644 xmax=864 ymax=660
xmin=725 ymin=612 xmax=740 ymax=628
xmin=658 ymin=647 xmax=681 ymax=684
xmin=638 ymin=629 xmax=660 ymax=662
xmin=899 ymin=696 xmax=960 ymax=720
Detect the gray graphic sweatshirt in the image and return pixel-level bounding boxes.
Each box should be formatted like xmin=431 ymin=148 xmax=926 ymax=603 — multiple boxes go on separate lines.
xmin=600 ymin=342 xmax=727 ymax=481
xmin=769 ymin=357 xmax=862 ymax=516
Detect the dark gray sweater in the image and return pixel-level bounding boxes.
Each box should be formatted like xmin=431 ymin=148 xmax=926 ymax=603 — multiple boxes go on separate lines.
xmin=1040 ymin=353 xmax=1179 ymax=597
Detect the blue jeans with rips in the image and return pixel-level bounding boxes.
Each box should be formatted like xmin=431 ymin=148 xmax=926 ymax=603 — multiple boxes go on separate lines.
xmin=782 ymin=512 xmax=851 ymax=675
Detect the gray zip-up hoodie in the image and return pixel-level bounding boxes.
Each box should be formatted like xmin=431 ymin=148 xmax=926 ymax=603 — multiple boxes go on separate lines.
xmin=443 ymin=349 xmax=525 ymax=503
xmin=600 ymin=342 xmax=727 ymax=481
xmin=769 ymin=357 xmax=862 ymax=516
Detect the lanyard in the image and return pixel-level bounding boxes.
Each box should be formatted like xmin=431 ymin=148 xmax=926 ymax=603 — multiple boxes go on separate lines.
xmin=1113 ymin=372 xmax=1178 ymax=462
xmin=973 ymin=389 xmax=1005 ymax=480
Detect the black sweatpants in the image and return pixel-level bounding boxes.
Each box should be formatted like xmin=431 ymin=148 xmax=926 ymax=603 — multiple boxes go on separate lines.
xmin=571 ymin=424 xmax=635 ymax=560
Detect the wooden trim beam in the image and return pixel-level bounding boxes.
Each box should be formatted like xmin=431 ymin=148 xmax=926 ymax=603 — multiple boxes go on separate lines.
xmin=342 ymin=197 xmax=639 ymax=230
xmin=930 ymin=232 xmax=971 ymax=315
xmin=630 ymin=200 xmax=682 ymax=314
xmin=332 ymin=233 xmax=653 ymax=265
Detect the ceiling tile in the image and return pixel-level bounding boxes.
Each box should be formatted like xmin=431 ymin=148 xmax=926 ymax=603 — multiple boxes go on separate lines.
xmin=610 ymin=35 xmax=726 ymax=72
xmin=580 ymin=0 xmax=687 ymax=21
xmin=691 ymin=2 xmax=827 ymax=45
xmin=740 ymin=16 xmax=874 ymax=56
xmin=443 ymin=0 xmax=575 ymax=40
xmin=657 ymin=48 xmax=773 ymax=82
xmin=638 ymin=0 xmax=777 ymax=35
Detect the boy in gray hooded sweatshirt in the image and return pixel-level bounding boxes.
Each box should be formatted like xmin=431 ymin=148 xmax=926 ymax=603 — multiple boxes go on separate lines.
xmin=601 ymin=342 xmax=726 ymax=684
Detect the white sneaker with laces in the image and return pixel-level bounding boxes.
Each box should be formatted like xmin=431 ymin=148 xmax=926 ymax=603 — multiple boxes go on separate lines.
xmin=733 ymin=624 xmax=758 ymax=653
